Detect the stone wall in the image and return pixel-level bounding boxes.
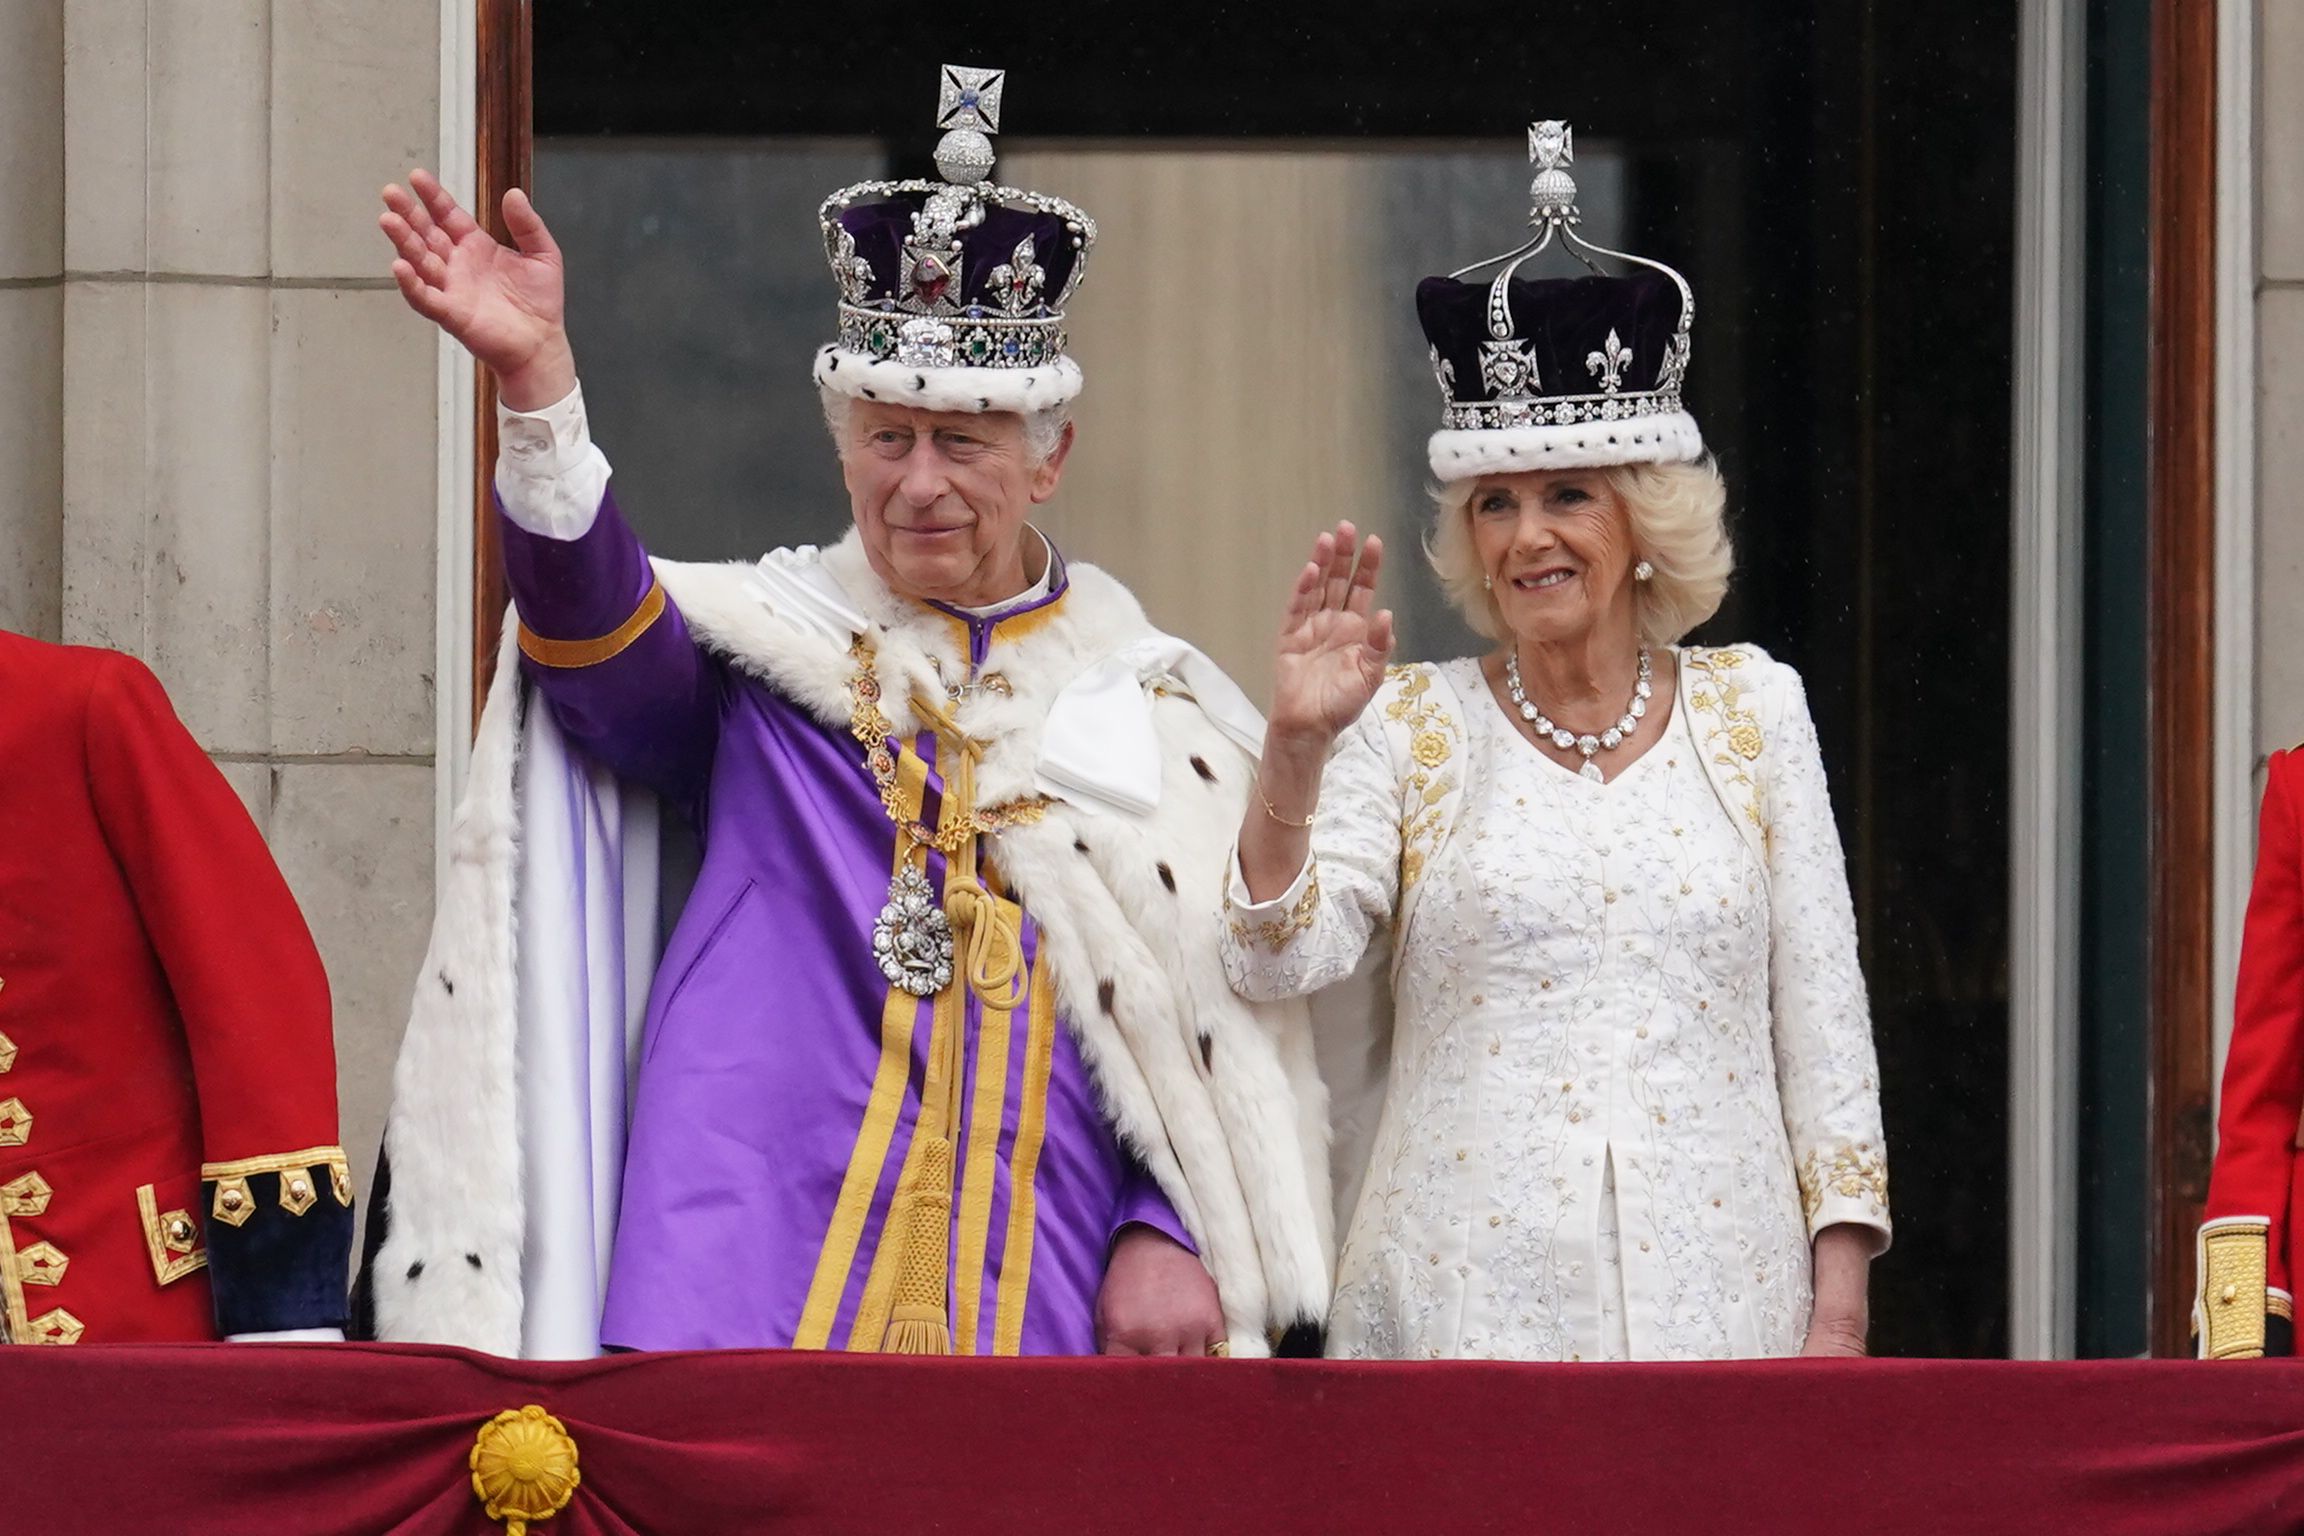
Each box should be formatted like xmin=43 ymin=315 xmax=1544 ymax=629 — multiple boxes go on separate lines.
xmin=2 ymin=0 xmax=447 ymax=1209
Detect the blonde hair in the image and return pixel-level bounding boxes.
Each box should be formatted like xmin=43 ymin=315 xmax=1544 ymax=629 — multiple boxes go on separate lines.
xmin=1424 ymin=458 xmax=1733 ymax=646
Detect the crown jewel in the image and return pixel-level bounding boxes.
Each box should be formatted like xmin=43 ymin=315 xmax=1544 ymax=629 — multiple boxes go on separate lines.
xmin=815 ymin=65 xmax=1094 ymax=396
xmin=1417 ymin=119 xmax=1703 ymax=476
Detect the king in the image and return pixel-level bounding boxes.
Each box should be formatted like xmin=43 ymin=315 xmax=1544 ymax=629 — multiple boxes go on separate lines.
xmin=355 ymin=64 xmax=1330 ymax=1359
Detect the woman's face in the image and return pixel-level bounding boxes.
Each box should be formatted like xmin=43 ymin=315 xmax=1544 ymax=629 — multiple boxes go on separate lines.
xmin=1467 ymin=468 xmax=1639 ymax=651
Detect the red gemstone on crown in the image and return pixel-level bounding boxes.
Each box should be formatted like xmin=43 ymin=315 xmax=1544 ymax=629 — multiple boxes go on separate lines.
xmin=913 ymin=255 xmax=952 ymax=304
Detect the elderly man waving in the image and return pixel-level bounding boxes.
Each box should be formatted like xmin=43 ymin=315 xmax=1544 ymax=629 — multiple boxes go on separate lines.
xmin=352 ymin=66 xmax=1329 ymax=1360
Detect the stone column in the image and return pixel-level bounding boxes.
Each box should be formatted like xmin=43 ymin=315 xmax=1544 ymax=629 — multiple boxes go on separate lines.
xmin=57 ymin=0 xmax=445 ymax=1205
xmin=0 ymin=1 xmax=65 ymax=642
xmin=2260 ymin=0 xmax=2304 ymax=758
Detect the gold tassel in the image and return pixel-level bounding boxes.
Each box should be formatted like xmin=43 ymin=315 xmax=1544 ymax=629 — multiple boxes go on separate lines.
xmin=882 ymin=1137 xmax=957 ymax=1354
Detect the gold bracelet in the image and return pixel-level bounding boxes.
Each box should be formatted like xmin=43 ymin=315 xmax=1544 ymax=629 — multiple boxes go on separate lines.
xmin=1255 ymin=776 xmax=1316 ymax=828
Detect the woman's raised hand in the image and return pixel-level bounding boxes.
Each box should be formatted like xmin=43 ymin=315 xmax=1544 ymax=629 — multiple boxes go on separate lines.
xmin=1269 ymin=521 xmax=1397 ymax=746
xmin=378 ymin=170 xmax=573 ymax=409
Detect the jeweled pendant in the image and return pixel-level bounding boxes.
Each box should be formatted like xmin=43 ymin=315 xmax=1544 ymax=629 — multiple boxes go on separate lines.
xmin=873 ymin=864 xmax=955 ymax=997
xmin=1579 ymin=761 xmax=1606 ymax=783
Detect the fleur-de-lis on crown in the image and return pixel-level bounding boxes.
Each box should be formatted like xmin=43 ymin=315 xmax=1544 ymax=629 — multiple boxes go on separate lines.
xmin=987 ymin=236 xmax=1046 ymax=316
xmin=1429 ymin=345 xmax=1458 ymax=402
xmin=1657 ymin=329 xmax=1692 ymax=396
xmin=1586 ymin=328 xmax=1633 ymax=394
xmin=825 ymin=223 xmax=875 ymax=305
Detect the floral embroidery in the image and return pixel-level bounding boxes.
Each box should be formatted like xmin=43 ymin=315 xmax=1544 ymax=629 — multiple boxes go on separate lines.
xmin=1797 ymin=1144 xmax=1890 ymax=1225
xmin=1682 ymin=648 xmax=1767 ymax=835
xmin=1226 ymin=869 xmax=1322 ymax=951
xmin=1383 ymin=665 xmax=1460 ymax=894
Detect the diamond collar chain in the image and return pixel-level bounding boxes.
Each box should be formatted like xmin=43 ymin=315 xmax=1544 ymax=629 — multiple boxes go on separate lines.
xmin=846 ymin=637 xmax=1048 ymax=857
xmin=1505 ymin=647 xmax=1654 ymax=783
xmin=847 ymin=636 xmax=1050 ymax=999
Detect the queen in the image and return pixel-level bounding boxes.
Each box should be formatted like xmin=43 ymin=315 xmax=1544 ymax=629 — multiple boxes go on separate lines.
xmin=1220 ymin=122 xmax=1891 ymax=1361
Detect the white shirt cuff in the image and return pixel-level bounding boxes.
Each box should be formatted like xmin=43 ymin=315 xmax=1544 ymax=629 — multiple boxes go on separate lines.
xmin=495 ymin=381 xmax=614 ymax=540
xmin=226 ymin=1327 xmax=346 ymax=1343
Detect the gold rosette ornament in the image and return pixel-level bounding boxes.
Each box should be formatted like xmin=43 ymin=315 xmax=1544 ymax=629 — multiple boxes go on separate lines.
xmin=471 ymin=1405 xmax=581 ymax=1534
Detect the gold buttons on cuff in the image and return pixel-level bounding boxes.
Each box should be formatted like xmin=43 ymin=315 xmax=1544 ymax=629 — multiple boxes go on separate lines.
xmin=2222 ymin=1283 xmax=2240 ymax=1305
xmin=281 ymin=1172 xmax=317 ymax=1215
xmin=213 ymin=1176 xmax=255 ymax=1227
xmin=164 ymin=1214 xmax=198 ymax=1253
xmin=0 ymin=1028 xmax=16 ymax=1074
xmin=0 ymin=1097 xmax=29 ymax=1146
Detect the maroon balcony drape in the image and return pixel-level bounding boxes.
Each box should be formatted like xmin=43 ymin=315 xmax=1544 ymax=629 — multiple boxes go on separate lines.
xmin=7 ymin=1344 xmax=2304 ymax=1534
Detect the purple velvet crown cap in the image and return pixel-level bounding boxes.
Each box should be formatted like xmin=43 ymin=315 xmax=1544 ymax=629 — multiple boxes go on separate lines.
xmin=1416 ymin=268 xmax=1688 ymax=406
xmin=835 ymin=196 xmax=1083 ymax=315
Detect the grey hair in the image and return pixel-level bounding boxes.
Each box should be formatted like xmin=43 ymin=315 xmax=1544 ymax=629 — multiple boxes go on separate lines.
xmin=817 ymin=385 xmax=1073 ymax=466
xmin=1425 ymin=457 xmax=1735 ymax=647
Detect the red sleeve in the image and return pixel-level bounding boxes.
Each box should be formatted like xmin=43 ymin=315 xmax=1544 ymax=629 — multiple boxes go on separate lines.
xmin=2208 ymin=751 xmax=2304 ymax=1238
xmin=82 ymin=655 xmax=351 ymax=1335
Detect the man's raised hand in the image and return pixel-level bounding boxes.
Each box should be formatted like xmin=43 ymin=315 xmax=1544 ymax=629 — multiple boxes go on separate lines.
xmin=378 ymin=170 xmax=575 ymax=410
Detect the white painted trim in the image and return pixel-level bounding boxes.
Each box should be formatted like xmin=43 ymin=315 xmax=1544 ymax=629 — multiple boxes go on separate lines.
xmin=434 ymin=0 xmax=480 ymax=899
xmin=2008 ymin=0 xmax=2087 ymax=1361
xmin=2210 ymin=0 xmax=2259 ymax=1102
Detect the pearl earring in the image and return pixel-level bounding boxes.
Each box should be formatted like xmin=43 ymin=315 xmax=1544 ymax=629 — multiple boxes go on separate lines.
xmin=1634 ymin=560 xmax=1655 ymax=582
xmin=1483 ymin=573 xmax=1494 ymax=591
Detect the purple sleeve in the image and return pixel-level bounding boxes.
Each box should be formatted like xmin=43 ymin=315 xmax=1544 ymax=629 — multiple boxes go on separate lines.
xmin=1109 ymin=1158 xmax=1198 ymax=1257
xmin=500 ymin=485 xmax=722 ymax=803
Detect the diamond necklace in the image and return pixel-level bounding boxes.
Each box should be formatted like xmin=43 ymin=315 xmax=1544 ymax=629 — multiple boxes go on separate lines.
xmin=1505 ymin=647 xmax=1654 ymax=783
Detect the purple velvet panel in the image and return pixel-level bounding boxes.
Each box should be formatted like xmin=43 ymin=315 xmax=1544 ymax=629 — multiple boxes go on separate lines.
xmin=836 ymin=195 xmax=1083 ymax=313
xmin=1416 ymin=268 xmax=1687 ymax=404
xmin=499 ymin=489 xmax=723 ymax=805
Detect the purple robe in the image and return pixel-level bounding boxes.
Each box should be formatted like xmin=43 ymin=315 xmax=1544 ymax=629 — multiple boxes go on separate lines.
xmin=501 ymin=492 xmax=1189 ymax=1354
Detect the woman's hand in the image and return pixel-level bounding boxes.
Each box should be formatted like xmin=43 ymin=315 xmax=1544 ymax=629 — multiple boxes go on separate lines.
xmin=1799 ymin=1223 xmax=1876 ymax=1357
xmin=378 ymin=169 xmax=575 ymax=410
xmin=1269 ymin=521 xmax=1396 ymax=750
xmin=1235 ymin=522 xmax=1394 ymax=906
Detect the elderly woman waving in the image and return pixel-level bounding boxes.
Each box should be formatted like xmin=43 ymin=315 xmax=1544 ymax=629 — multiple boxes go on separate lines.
xmin=1221 ymin=122 xmax=1890 ymax=1362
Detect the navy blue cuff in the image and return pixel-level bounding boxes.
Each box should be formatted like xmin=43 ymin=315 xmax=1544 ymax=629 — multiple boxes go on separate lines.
xmin=202 ymin=1158 xmax=354 ymax=1337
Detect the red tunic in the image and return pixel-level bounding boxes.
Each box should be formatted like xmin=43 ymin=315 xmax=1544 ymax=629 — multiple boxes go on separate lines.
xmin=2199 ymin=747 xmax=2304 ymax=1357
xmin=0 ymin=630 xmax=350 ymax=1344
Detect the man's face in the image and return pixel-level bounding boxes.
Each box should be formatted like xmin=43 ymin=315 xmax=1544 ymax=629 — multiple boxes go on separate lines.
xmin=839 ymin=401 xmax=1071 ymax=606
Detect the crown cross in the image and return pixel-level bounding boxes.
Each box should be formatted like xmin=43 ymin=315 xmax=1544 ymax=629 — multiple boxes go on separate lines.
xmin=1527 ymin=119 xmax=1580 ymax=225
xmin=937 ymin=64 xmax=1004 ymax=133
xmin=933 ymin=65 xmax=1006 ymax=186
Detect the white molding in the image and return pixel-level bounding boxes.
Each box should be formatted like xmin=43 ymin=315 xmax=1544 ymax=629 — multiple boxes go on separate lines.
xmin=434 ymin=0 xmax=479 ymax=900
xmin=2210 ymin=0 xmax=2259 ymax=1102
xmin=2008 ymin=0 xmax=2086 ymax=1361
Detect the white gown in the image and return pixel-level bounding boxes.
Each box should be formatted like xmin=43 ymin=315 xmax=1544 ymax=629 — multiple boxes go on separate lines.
xmin=1221 ymin=651 xmax=1890 ymax=1361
